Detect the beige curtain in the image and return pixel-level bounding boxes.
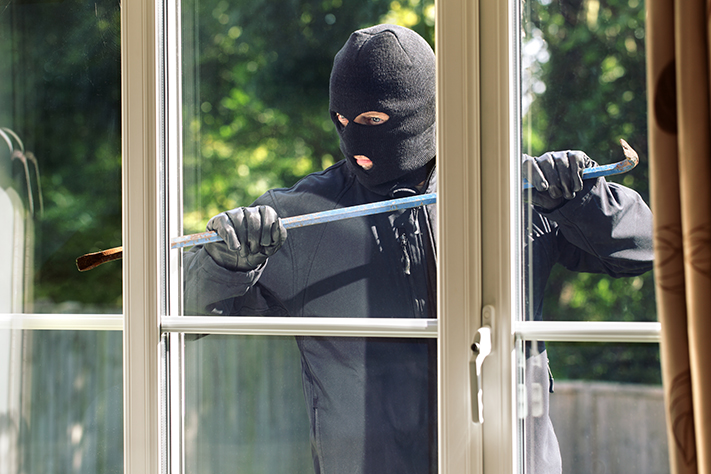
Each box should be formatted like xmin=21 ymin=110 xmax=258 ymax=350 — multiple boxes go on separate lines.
xmin=648 ymin=1 xmax=711 ymax=472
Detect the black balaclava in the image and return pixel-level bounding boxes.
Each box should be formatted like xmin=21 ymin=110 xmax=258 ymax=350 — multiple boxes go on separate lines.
xmin=329 ymin=24 xmax=436 ymax=195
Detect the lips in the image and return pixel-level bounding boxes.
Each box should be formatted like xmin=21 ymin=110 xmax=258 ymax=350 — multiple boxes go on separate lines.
xmin=355 ymin=156 xmax=373 ymax=169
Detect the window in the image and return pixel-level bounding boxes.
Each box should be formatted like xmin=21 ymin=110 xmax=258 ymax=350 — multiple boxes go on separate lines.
xmin=0 ymin=0 xmax=665 ymax=472
xmin=0 ymin=1 xmax=123 ymax=472
xmin=517 ymin=0 xmax=665 ymax=472
xmin=134 ymin=0 xmax=490 ymax=469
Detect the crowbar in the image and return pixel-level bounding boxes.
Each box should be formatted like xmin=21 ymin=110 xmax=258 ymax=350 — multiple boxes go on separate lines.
xmin=76 ymin=139 xmax=638 ymax=271
xmin=76 ymin=193 xmax=436 ymax=271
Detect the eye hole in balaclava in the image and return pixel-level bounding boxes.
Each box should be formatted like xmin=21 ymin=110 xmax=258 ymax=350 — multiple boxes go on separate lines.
xmin=329 ymin=24 xmax=436 ymax=195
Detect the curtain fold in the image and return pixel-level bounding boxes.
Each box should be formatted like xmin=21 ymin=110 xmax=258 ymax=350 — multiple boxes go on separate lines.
xmin=648 ymin=1 xmax=711 ymax=472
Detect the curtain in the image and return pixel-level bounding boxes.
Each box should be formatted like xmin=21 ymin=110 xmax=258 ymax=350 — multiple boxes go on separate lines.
xmin=647 ymin=1 xmax=711 ymax=472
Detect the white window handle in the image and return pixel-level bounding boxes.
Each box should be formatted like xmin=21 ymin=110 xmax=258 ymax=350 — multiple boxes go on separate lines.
xmin=470 ymin=305 xmax=494 ymax=423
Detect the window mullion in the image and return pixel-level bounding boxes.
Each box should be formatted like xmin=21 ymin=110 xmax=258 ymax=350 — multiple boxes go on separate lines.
xmin=0 ymin=313 xmax=123 ymax=331
xmin=437 ymin=0 xmax=483 ymax=472
xmin=122 ymin=0 xmax=162 ymax=471
xmin=478 ymin=0 xmax=517 ymax=472
xmin=515 ymin=321 xmax=662 ymax=343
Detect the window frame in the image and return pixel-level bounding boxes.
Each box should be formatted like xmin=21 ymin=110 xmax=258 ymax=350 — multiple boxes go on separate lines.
xmin=119 ymin=0 xmax=497 ymax=470
xmin=119 ymin=1 xmax=661 ymax=473
xmin=121 ymin=0 xmax=162 ymax=470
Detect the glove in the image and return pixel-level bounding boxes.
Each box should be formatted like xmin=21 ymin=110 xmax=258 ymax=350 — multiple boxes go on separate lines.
xmin=204 ymin=205 xmax=287 ymax=271
xmin=522 ymin=150 xmax=592 ymax=210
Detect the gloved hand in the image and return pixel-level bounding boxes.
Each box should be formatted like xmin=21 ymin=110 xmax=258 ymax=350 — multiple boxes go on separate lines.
xmin=522 ymin=150 xmax=593 ymax=210
xmin=204 ymin=205 xmax=287 ymax=271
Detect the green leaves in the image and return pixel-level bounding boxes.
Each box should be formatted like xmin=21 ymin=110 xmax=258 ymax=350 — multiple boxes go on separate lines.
xmin=182 ymin=0 xmax=435 ymax=232
xmin=524 ymin=0 xmax=658 ymax=383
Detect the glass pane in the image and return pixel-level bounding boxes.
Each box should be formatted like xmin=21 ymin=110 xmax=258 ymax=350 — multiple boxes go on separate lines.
xmin=179 ymin=0 xmax=439 ymax=321
xmin=1 ymin=1 xmax=123 ymax=471
xmin=184 ymin=335 xmax=436 ymax=473
xmin=177 ymin=1 xmax=440 ymax=472
xmin=517 ymin=0 xmax=666 ymax=471
xmin=184 ymin=336 xmax=310 ymax=473
xmin=0 ymin=0 xmax=122 ymax=314
xmin=0 ymin=329 xmax=123 ymax=473
xmin=520 ymin=0 xmax=654 ymax=324
xmin=534 ymin=342 xmax=667 ymax=473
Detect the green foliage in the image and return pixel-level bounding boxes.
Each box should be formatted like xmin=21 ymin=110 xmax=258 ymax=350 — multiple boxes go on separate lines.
xmin=523 ymin=0 xmax=659 ymax=383
xmin=543 ymin=267 xmax=655 ymax=323
xmin=547 ymin=341 xmax=662 ymax=385
xmin=182 ymin=0 xmax=435 ymax=232
xmin=7 ymin=0 xmax=659 ymax=387
xmin=523 ymin=0 xmax=648 ymax=198
xmin=2 ymin=0 xmax=122 ymax=309
xmin=4 ymin=0 xmax=434 ymax=307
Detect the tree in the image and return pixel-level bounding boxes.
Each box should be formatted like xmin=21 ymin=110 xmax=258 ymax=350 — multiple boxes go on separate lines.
xmin=523 ymin=0 xmax=659 ymax=384
xmin=181 ymin=0 xmax=434 ymax=232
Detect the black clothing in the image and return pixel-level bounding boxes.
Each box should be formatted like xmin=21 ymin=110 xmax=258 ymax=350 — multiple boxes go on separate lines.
xmin=184 ymin=160 xmax=653 ymax=474
xmin=524 ymin=175 xmax=654 ymax=322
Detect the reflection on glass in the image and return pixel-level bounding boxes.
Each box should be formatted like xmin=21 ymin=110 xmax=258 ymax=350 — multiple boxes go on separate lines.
xmin=0 ymin=1 xmax=123 ymax=472
xmin=519 ymin=0 xmax=659 ymax=472
xmin=521 ymin=0 xmax=654 ymax=324
xmin=184 ymin=335 xmax=310 ymax=473
xmin=0 ymin=330 xmax=123 ymax=473
xmin=525 ymin=342 xmax=667 ymax=474
xmin=0 ymin=0 xmax=122 ymax=314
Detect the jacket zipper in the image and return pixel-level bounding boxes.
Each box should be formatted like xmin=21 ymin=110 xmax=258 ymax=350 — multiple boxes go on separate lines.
xmin=400 ymin=232 xmax=411 ymax=275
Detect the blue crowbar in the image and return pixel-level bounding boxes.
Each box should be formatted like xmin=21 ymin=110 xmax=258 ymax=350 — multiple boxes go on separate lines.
xmin=76 ymin=139 xmax=638 ymax=270
xmin=170 ymin=193 xmax=437 ymax=249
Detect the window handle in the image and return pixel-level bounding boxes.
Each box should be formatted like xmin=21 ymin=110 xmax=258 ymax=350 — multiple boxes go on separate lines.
xmin=470 ymin=305 xmax=494 ymax=423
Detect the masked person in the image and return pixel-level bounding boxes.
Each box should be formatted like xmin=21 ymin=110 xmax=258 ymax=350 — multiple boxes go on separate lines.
xmin=184 ymin=24 xmax=653 ymax=474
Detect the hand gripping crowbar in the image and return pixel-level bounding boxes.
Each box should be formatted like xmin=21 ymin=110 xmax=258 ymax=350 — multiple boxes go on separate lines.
xmin=523 ymin=138 xmax=638 ymax=189
xmin=76 ymin=139 xmax=638 ymax=271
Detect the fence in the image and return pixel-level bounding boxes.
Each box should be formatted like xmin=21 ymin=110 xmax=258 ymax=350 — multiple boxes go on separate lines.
xmin=550 ymin=381 xmax=669 ymax=474
xmin=0 ymin=334 xmax=672 ymax=473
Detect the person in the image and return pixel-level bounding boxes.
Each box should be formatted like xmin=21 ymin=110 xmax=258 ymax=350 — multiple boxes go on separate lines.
xmin=184 ymin=24 xmax=653 ymax=474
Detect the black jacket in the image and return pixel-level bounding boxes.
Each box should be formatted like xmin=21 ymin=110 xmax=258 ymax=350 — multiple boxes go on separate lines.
xmin=184 ymin=160 xmax=653 ymax=474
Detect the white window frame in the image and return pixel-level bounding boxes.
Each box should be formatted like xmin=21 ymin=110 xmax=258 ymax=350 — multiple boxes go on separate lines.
xmin=115 ymin=0 xmax=524 ymax=471
xmin=118 ymin=1 xmax=661 ymax=474
xmin=120 ymin=0 xmax=494 ymax=470
xmin=0 ymin=0 xmax=661 ymax=472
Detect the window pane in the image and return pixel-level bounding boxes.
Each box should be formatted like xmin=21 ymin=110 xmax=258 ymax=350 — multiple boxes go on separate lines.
xmin=0 ymin=329 xmax=123 ymax=473
xmin=517 ymin=0 xmax=663 ymax=471
xmin=0 ymin=1 xmax=123 ymax=471
xmin=184 ymin=334 xmax=436 ymax=473
xmin=0 ymin=0 xmax=122 ymax=314
xmin=520 ymin=0 xmax=654 ymax=324
xmin=179 ymin=0 xmax=438 ymax=322
xmin=177 ymin=2 xmax=440 ymax=473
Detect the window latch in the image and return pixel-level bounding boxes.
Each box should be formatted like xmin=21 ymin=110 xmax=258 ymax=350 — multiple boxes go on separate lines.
xmin=470 ymin=305 xmax=494 ymax=424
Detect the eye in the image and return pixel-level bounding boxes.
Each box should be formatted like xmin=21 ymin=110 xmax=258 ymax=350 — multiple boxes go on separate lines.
xmin=353 ymin=111 xmax=390 ymax=126
xmin=335 ymin=113 xmax=349 ymax=126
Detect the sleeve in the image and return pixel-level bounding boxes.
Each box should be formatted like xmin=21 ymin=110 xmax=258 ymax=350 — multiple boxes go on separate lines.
xmin=183 ymin=246 xmax=264 ymax=315
xmin=541 ymin=178 xmax=654 ymax=277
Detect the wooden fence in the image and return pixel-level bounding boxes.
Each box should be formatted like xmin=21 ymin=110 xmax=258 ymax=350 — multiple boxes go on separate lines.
xmin=0 ymin=333 xmax=671 ymax=474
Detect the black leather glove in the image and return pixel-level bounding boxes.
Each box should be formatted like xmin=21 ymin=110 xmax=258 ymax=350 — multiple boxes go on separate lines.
xmin=204 ymin=205 xmax=287 ymax=271
xmin=522 ymin=150 xmax=593 ymax=210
